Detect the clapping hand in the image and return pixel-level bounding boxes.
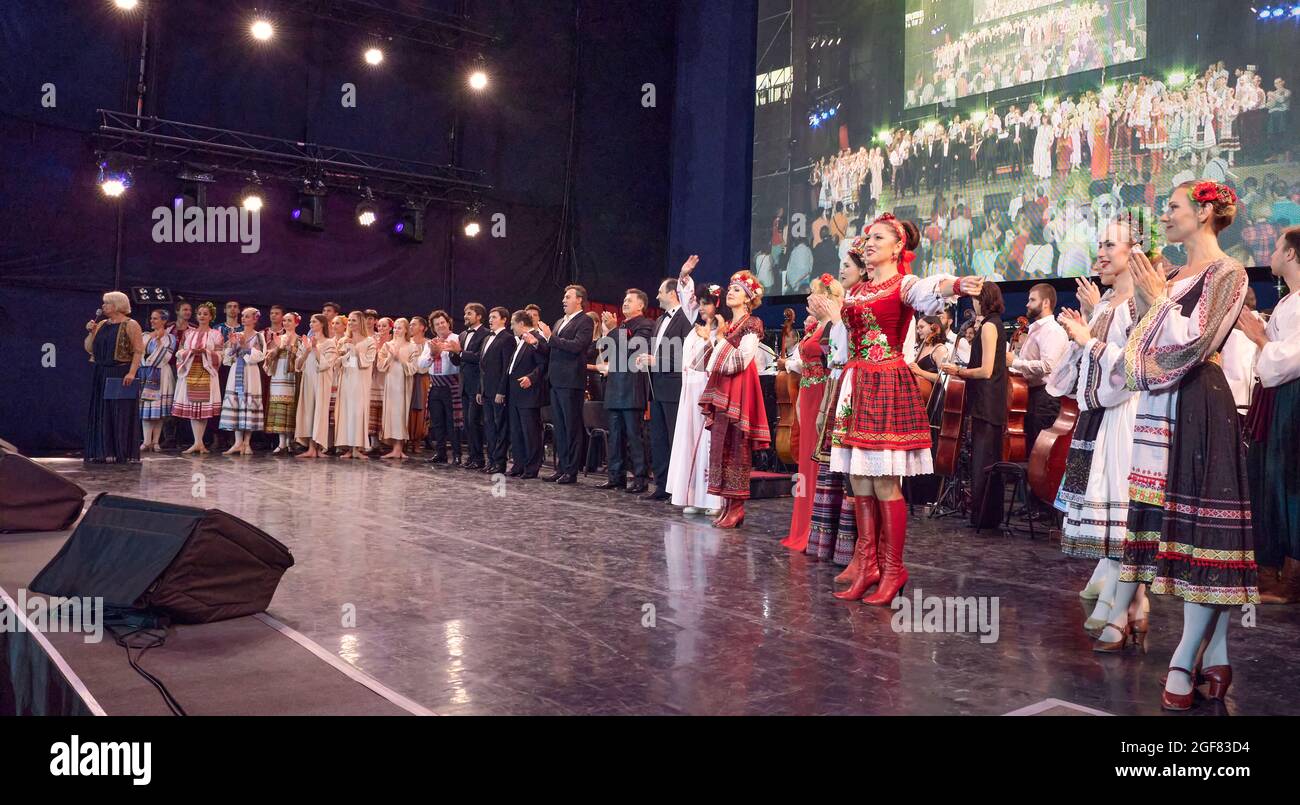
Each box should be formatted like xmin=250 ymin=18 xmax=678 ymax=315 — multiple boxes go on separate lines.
xmin=1130 ymin=250 xmax=1166 ymax=309
xmin=1235 ymin=308 xmax=1268 ymax=349
xmin=1058 ymin=308 xmax=1092 ymax=346
xmin=957 ymin=275 xmax=985 ymax=297
xmin=1074 ymin=276 xmax=1101 ymax=315
xmin=522 ymin=331 xmax=538 ymax=346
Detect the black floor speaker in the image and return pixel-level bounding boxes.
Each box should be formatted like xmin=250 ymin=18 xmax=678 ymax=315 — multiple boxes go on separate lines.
xmin=0 ymin=451 xmax=86 ymax=533
xmin=30 ymin=494 xmax=294 ymax=624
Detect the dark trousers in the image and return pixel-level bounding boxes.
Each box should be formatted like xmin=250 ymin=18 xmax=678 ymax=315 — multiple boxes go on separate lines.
xmin=484 ymin=398 xmax=508 ymax=469
xmin=970 ymin=418 xmax=1005 ymax=529
xmin=648 ymin=399 xmax=678 ymax=491
xmin=462 ymin=391 xmax=483 ymax=464
xmin=427 ymin=385 xmax=458 ymax=459
xmin=607 ymin=407 xmax=647 ymax=482
xmin=1025 ymin=384 xmax=1061 ymax=459
xmin=508 ymin=404 xmax=543 ymax=475
xmin=550 ymin=386 xmax=584 ymax=475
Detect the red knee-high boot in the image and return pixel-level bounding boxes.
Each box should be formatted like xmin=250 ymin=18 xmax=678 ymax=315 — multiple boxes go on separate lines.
xmin=716 ymin=497 xmax=746 ymax=528
xmin=862 ymin=498 xmax=909 ymax=606
xmin=833 ymin=497 xmax=881 ymax=600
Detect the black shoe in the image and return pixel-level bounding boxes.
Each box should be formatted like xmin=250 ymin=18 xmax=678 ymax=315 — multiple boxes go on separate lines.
xmin=595 ymin=479 xmax=625 ymax=490
xmin=464 ymin=460 xmax=485 ymax=470
xmin=520 ymin=471 xmax=539 ymax=480
xmin=451 ymin=456 xmax=462 ymax=466
xmin=544 ymin=472 xmax=564 ymax=482
xmin=507 ymin=466 xmax=524 ymax=477
xmin=626 ymin=480 xmax=648 ymax=494
xmin=645 ymin=489 xmax=671 ymax=501
xmin=425 ymin=455 xmax=447 ymax=465
xmin=556 ymin=473 xmax=577 ymax=485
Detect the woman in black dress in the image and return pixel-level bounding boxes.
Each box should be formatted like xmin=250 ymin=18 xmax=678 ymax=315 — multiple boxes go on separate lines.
xmin=83 ymin=291 xmax=144 ymax=463
xmin=903 ymin=316 xmax=950 ymax=505
xmin=943 ymin=283 xmax=1007 ymax=528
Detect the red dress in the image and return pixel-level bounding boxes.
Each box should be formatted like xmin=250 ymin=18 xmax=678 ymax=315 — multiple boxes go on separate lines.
xmin=782 ymin=323 xmax=831 ymax=549
xmin=829 ymin=273 xmax=940 ymax=477
xmin=699 ymin=315 xmax=770 ymax=499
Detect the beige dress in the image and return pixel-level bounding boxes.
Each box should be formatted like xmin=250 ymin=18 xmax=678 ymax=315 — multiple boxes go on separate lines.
xmin=334 ymin=336 xmax=376 ymax=448
xmin=378 ymin=340 xmax=418 ymax=441
xmin=295 ymin=336 xmax=337 ymax=447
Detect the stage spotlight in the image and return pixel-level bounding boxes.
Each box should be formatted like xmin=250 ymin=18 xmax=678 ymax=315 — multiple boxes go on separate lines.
xmin=355 ymin=187 xmax=378 ymax=227
xmin=461 ymin=205 xmax=483 ymax=238
xmin=1291 ymin=5 xmax=1300 ymax=15
xmin=177 ymin=165 xmax=215 ymax=210
xmin=365 ymin=47 xmax=383 ymax=65
xmin=97 ymin=161 xmax=131 ymax=198
xmin=292 ymin=179 xmax=326 ymax=231
xmin=1259 ymin=7 xmax=1272 ymax=17
xmin=392 ymin=200 xmax=426 ymax=243
xmin=1168 ymin=71 xmax=1187 ymax=87
xmin=1272 ymin=6 xmax=1285 ymax=15
xmin=114 ymin=0 xmax=140 ymax=10
xmin=239 ymin=172 xmax=265 ymax=212
xmin=468 ymin=70 xmax=489 ymax=91
xmin=251 ymin=18 xmax=274 ymax=41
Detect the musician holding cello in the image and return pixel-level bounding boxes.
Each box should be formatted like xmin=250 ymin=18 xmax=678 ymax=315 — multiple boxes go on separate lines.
xmin=1005 ymin=284 xmax=1070 ymax=512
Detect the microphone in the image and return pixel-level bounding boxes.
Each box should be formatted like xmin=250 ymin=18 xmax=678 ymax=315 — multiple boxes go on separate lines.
xmin=94 ymin=307 xmax=104 ymax=320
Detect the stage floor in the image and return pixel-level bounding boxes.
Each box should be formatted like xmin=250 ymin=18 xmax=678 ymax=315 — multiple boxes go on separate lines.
xmin=29 ymin=455 xmax=1300 ymax=716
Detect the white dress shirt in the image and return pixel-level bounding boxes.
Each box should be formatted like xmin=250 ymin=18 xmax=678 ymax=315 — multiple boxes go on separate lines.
xmin=1011 ymin=314 xmax=1070 ymax=386
xmin=1256 ymin=292 xmax=1300 ymax=388
xmin=417 ymin=332 xmax=461 ymax=376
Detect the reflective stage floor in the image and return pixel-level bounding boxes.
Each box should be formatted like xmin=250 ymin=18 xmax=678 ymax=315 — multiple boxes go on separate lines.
xmin=35 ymin=456 xmax=1300 ymax=716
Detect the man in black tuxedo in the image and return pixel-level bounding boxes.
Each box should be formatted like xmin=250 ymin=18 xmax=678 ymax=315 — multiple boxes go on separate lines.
xmin=534 ymin=284 xmax=594 ymax=485
xmin=448 ymin=302 xmax=490 ymax=469
xmin=596 ymin=289 xmax=655 ymax=493
xmin=504 ymin=310 xmax=548 ymax=479
xmin=642 ymin=258 xmax=698 ymax=500
xmin=476 ymin=307 xmax=513 ymax=474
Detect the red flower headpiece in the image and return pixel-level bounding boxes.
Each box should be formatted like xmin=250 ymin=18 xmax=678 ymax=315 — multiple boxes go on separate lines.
xmin=730 ymin=271 xmax=762 ymax=299
xmin=1191 ymin=181 xmax=1237 ymax=208
xmin=818 ymin=272 xmax=836 ymax=287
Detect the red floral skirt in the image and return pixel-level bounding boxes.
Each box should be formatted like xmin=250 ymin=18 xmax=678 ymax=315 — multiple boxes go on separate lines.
xmin=832 ymin=357 xmax=931 ymax=452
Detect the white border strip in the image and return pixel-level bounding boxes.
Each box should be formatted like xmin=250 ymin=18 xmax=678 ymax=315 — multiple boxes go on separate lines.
xmin=0 ymin=584 xmax=107 ymax=716
xmin=1005 ymin=697 xmax=1112 ymax=716
xmin=253 ymin=613 xmax=436 ymax=716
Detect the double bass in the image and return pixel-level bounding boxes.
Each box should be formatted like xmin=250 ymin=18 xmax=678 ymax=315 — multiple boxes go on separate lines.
xmin=1002 ymin=317 xmax=1030 ymax=462
xmin=933 ymin=370 xmax=966 ymax=477
xmin=774 ymin=308 xmax=800 ymax=465
xmin=1028 ymin=396 xmax=1079 ymax=503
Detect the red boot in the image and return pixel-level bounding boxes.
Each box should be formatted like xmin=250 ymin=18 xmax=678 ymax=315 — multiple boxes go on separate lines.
xmin=716 ymin=498 xmax=746 ymax=528
xmin=834 ymin=497 xmax=881 ymax=600
xmin=862 ymin=498 xmax=909 ymax=606
xmin=711 ymin=498 xmax=730 ymax=527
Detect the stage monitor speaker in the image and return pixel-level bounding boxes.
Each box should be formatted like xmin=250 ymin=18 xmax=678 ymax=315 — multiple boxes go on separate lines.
xmin=30 ymin=494 xmax=294 ymax=624
xmin=0 ymin=452 xmax=86 ymax=533
xmin=983 ymin=192 xmax=1011 ymax=218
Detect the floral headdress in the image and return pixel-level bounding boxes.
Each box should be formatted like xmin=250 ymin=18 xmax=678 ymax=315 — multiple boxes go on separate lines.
xmin=730 ymin=271 xmax=762 ymax=300
xmin=1191 ymin=181 xmax=1237 ymax=208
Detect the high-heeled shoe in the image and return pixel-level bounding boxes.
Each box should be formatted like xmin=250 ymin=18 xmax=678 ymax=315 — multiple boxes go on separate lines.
xmin=1161 ymin=667 xmax=1196 ymax=711
xmin=711 ymin=499 xmax=730 ymax=527
xmin=1202 ymin=665 xmax=1232 ymax=701
xmin=1092 ymin=621 xmax=1131 ymax=653
xmin=862 ymin=498 xmax=909 ymax=606
xmin=834 ymin=497 xmax=880 ymax=600
xmin=715 ymin=499 xmax=745 ymax=529
xmin=1129 ymin=619 xmax=1149 ymax=648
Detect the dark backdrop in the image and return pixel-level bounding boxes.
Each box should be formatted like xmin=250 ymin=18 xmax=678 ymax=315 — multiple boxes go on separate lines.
xmin=0 ymin=0 xmax=699 ymax=451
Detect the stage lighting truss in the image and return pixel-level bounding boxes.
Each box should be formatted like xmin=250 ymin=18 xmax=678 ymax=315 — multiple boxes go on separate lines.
xmin=272 ymin=0 xmax=497 ymax=54
xmin=94 ymin=109 xmax=491 ymax=210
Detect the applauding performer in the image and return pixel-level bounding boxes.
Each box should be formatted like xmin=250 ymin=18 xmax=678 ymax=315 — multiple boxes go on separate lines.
xmin=825 ymin=213 xmax=981 ymax=604
xmin=535 ymin=286 xmax=595 ymax=484
xmin=1109 ymin=181 xmax=1257 ymax=710
xmin=697 ymin=271 xmax=769 ymax=528
xmin=1046 ymin=222 xmax=1144 ymax=634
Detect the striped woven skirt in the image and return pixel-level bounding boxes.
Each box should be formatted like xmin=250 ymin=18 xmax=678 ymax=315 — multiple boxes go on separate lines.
xmin=804 ymin=461 xmax=857 ymax=565
xmin=172 ymin=363 xmax=220 ymax=420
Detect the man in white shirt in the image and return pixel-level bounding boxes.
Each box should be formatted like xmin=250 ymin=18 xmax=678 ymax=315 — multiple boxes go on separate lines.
xmin=1007 ymin=283 xmax=1070 ymax=457
xmin=418 ymin=310 xmax=461 ymax=464
xmin=1221 ymin=288 xmax=1262 ymax=412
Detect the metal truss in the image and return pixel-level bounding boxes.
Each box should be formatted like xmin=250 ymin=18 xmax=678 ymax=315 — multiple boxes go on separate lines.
xmin=271 ymin=0 xmax=497 ymax=53
xmin=94 ymin=109 xmax=491 ymax=206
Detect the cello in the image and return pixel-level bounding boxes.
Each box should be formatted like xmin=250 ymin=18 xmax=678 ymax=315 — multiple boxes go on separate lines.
xmin=933 ymin=370 xmax=966 ymax=477
xmin=774 ymin=308 xmax=800 ymax=465
xmin=1002 ymin=317 xmax=1030 ymax=462
xmin=1028 ymin=396 xmax=1078 ymax=503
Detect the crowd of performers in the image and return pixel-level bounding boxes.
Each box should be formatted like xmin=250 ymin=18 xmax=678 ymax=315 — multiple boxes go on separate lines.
xmin=84 ymin=182 xmax=1298 ymax=711
xmin=815 ymin=62 xmax=1291 ymax=216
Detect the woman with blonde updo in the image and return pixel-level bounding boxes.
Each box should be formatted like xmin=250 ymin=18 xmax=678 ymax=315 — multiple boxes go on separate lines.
xmin=779 ymin=272 xmax=845 ymax=551
xmin=1103 ymin=180 xmax=1257 ymax=711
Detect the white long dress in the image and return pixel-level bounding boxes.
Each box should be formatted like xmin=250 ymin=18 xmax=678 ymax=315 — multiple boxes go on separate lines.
xmin=378 ymin=341 xmax=417 ymax=441
xmin=1033 ymin=120 xmax=1055 ymax=179
xmin=334 ymin=336 xmax=376 ymax=448
xmin=1046 ymin=295 xmax=1139 ymax=558
xmin=666 ymin=328 xmax=723 ymax=511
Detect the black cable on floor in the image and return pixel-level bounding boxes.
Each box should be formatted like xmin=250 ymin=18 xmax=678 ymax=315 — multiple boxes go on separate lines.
xmin=108 ymin=623 xmax=188 ymax=717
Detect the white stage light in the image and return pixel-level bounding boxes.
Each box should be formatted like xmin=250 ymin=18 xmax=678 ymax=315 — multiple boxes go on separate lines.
xmin=365 ymin=48 xmax=384 ymax=65
xmin=468 ymin=70 xmax=489 ymax=91
xmin=251 ymin=19 xmax=274 ymax=41
xmin=114 ymin=0 xmax=140 ymax=10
